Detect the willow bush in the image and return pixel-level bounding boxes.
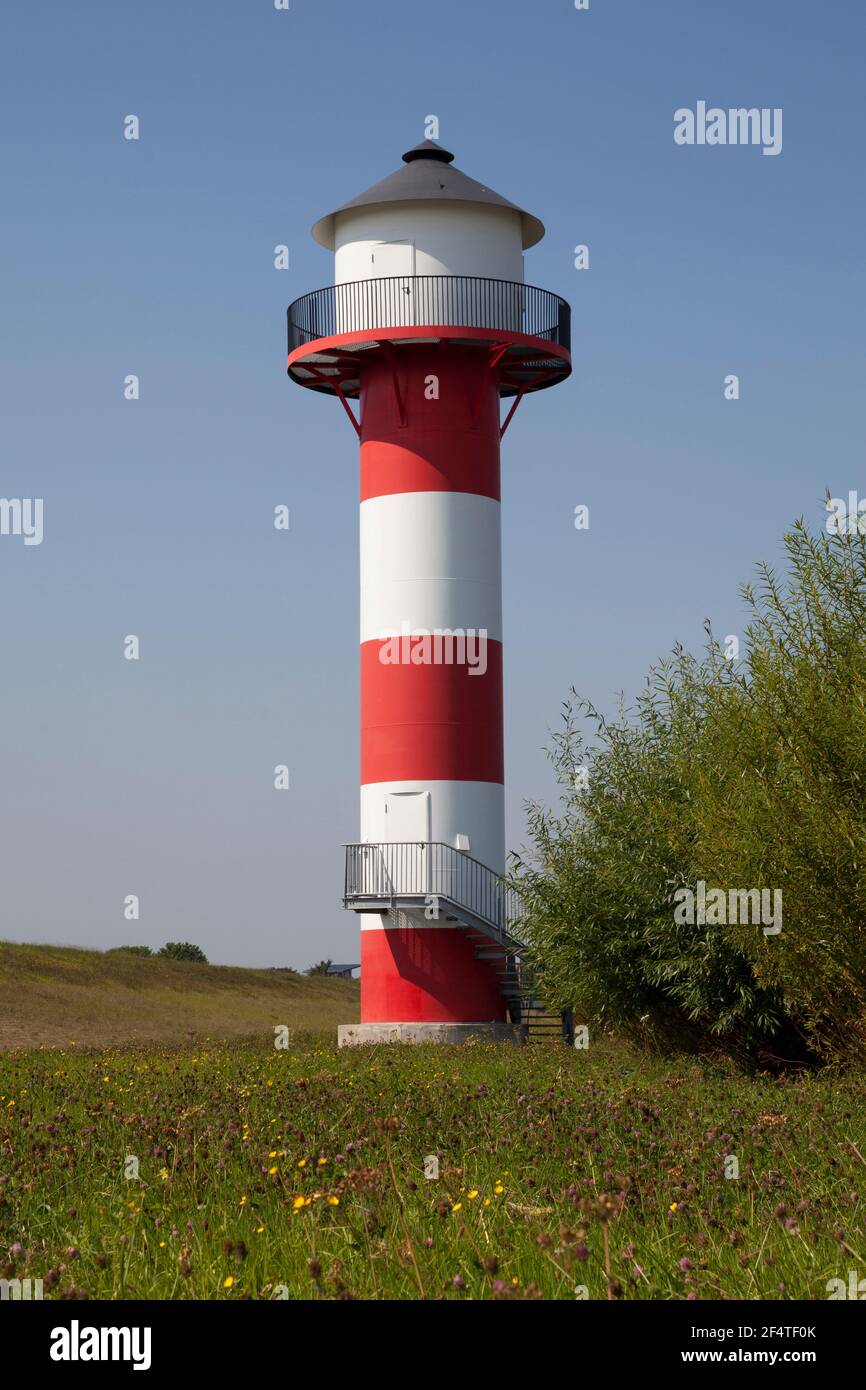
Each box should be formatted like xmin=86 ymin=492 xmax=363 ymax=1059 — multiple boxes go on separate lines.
xmin=514 ymin=519 xmax=866 ymax=1063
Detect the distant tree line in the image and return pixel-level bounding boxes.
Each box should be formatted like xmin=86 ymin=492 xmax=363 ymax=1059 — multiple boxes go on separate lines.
xmin=109 ymin=942 xmax=208 ymax=963
xmin=107 ymin=948 xmax=348 ymax=976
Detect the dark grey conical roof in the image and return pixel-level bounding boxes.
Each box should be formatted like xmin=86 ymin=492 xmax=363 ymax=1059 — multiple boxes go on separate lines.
xmin=311 ymin=139 xmax=545 ymax=250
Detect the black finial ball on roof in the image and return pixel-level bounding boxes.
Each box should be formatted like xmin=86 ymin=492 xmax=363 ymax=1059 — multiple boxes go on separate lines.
xmin=402 ymin=138 xmax=455 ymax=164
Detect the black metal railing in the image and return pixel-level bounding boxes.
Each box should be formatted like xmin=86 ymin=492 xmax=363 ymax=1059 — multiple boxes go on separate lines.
xmin=344 ymin=840 xmax=524 ymax=939
xmin=288 ymin=276 xmax=570 ymax=355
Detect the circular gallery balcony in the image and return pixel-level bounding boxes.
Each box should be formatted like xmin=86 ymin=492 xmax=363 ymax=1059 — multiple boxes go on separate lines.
xmin=286 ymin=274 xmax=572 ymax=400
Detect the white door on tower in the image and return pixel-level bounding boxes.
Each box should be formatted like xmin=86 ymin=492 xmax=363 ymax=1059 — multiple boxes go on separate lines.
xmin=369 ymin=240 xmax=415 ymax=327
xmin=383 ymin=790 xmax=430 ymax=897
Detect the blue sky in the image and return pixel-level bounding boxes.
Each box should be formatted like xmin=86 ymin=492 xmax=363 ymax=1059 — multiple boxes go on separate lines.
xmin=1 ymin=0 xmax=864 ymax=967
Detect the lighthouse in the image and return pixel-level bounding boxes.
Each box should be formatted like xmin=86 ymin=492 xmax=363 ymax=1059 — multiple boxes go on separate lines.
xmin=287 ymin=136 xmax=571 ymax=1044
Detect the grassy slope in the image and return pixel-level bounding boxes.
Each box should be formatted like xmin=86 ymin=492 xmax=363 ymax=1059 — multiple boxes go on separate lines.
xmin=0 ymin=942 xmax=358 ymax=1049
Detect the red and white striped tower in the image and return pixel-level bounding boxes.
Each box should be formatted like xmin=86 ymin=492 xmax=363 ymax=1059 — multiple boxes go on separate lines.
xmin=287 ymin=138 xmax=571 ymax=1044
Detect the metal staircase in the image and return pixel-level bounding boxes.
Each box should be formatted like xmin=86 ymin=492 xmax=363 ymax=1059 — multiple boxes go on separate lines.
xmin=343 ymin=841 xmax=571 ymax=1038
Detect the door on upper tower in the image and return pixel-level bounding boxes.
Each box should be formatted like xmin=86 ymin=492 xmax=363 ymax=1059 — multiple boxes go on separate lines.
xmin=369 ymin=240 xmax=415 ymax=328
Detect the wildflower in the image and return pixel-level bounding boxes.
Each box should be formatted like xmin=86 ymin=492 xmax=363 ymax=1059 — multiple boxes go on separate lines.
xmin=452 ymin=1202 xmax=462 ymax=1213
xmin=678 ymin=1257 xmax=694 ymax=1271
xmin=268 ymin=1166 xmax=278 ymax=1176
xmin=328 ymin=1196 xmax=340 ymax=1206
xmin=318 ymin=1157 xmax=327 ymax=1166
xmin=239 ymin=1195 xmax=248 ymax=1207
xmin=293 ymin=1196 xmax=305 ymax=1210
xmin=669 ymin=1202 xmax=678 ymax=1212
xmin=269 ymin=1151 xmax=277 ymax=1159
xmin=223 ymin=1276 xmax=234 ymax=1289
xmin=297 ymin=1159 xmax=306 ymax=1168
xmin=467 ymin=1190 xmax=479 ymax=1200
xmin=158 ymin=1167 xmax=170 ymax=1181
xmin=494 ymin=1184 xmax=504 ymax=1196
xmin=483 ymin=1198 xmax=491 ymax=1207
xmin=256 ymin=1225 xmax=265 ymax=1234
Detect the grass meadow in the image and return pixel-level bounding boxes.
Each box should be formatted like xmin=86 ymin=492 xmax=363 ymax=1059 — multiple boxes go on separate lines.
xmin=2 ymin=1033 xmax=865 ymax=1301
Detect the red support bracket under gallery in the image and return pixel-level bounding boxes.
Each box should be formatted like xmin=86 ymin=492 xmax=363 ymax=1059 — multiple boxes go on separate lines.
xmin=468 ymin=344 xmax=510 ymax=425
xmin=378 ymin=341 xmax=407 ymax=427
xmin=499 ymin=386 xmax=526 ymax=439
xmin=302 ymin=362 xmax=361 ymax=437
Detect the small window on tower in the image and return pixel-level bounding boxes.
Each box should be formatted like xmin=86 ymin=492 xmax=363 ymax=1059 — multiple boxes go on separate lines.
xmin=455 ymin=834 xmax=470 ymax=853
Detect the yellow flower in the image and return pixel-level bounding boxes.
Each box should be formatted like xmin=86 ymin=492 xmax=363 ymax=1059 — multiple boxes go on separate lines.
xmin=269 ymin=1151 xmax=277 ymax=1159
xmin=452 ymin=1202 xmax=462 ymax=1213
xmin=223 ymin=1276 xmax=235 ymax=1289
xmin=267 ymin=1079 xmax=274 ymax=1087
xmin=256 ymin=1225 xmax=265 ymax=1233
xmin=318 ymin=1157 xmax=327 ymax=1166
xmin=158 ymin=1167 xmax=170 ymax=1181
xmin=159 ymin=1240 xmax=166 ymax=1248
xmin=467 ymin=1190 xmax=479 ymax=1200
xmin=268 ymin=1166 xmax=278 ymax=1176
xmin=293 ymin=1196 xmax=305 ymax=1210
xmin=483 ymin=1198 xmax=491 ymax=1207
xmin=494 ymin=1184 xmax=504 ymax=1195
xmin=297 ymin=1159 xmax=307 ymax=1168
xmin=511 ymin=1277 xmax=518 ymax=1286
xmin=669 ymin=1202 xmax=678 ymax=1212
xmin=239 ymin=1195 xmax=249 ymax=1207
xmin=328 ymin=1196 xmax=340 ymax=1206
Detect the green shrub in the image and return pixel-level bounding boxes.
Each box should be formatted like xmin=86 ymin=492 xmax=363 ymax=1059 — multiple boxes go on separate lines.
xmin=157 ymin=942 xmax=208 ymax=964
xmin=514 ymin=518 xmax=866 ymax=1063
xmin=305 ymin=959 xmax=333 ymax=977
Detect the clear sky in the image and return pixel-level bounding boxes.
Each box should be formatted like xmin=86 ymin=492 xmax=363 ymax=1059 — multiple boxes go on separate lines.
xmin=1 ymin=0 xmax=864 ymax=968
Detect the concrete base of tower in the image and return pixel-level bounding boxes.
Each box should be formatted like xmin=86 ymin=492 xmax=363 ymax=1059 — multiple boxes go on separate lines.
xmin=337 ymin=1021 xmax=526 ymax=1048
